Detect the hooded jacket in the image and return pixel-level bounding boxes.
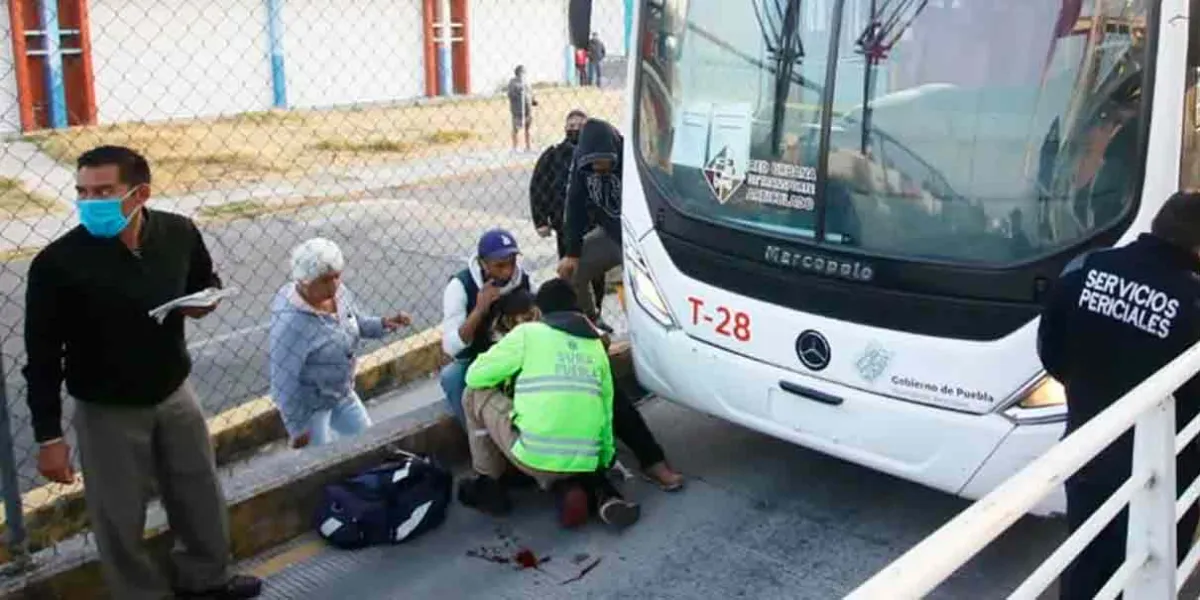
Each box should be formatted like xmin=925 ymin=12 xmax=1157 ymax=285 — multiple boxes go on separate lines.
xmin=563 ymin=119 xmax=624 ymax=257
xmin=529 ymin=137 xmax=577 ymax=232
xmin=268 ymin=283 xmax=387 ymax=437
xmin=440 ymin=255 xmax=530 ymax=359
xmin=464 ymin=311 xmax=615 ymax=473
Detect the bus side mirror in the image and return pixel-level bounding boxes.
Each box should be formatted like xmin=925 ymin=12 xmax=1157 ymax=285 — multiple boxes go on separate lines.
xmin=569 ymin=0 xmax=593 ymax=49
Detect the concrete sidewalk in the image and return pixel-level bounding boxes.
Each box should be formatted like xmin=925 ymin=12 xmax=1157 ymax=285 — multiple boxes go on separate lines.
xmin=242 ymin=398 xmax=1068 ymax=600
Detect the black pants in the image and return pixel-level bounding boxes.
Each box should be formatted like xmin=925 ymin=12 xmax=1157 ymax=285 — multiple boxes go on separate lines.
xmin=1061 ymin=474 xmax=1199 ymax=600
xmin=554 ymin=229 xmax=606 ymax=316
xmin=613 ymin=387 xmax=665 ymax=469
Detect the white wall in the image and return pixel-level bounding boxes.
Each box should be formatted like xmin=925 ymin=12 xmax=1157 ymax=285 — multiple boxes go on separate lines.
xmin=469 ymin=0 xmax=569 ymax=94
xmin=90 ymin=0 xmax=273 ymax=123
xmin=284 ymin=0 xmax=424 ymax=109
xmin=0 ymin=8 xmax=21 ymax=134
xmin=591 ymin=0 xmax=626 ymax=57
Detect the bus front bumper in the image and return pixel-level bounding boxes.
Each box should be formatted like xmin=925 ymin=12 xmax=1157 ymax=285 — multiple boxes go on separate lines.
xmin=626 ymin=305 xmax=1066 ymax=516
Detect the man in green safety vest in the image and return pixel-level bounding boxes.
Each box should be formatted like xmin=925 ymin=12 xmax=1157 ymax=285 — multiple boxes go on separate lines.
xmin=456 ymin=278 xmax=640 ymax=530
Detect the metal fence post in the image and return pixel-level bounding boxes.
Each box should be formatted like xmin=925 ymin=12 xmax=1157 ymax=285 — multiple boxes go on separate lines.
xmin=0 ymin=357 xmax=30 ymax=574
xmin=1123 ymin=395 xmax=1177 ymax=599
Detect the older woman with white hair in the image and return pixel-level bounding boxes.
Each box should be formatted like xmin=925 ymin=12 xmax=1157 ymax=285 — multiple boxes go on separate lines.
xmin=269 ymin=238 xmax=411 ymax=448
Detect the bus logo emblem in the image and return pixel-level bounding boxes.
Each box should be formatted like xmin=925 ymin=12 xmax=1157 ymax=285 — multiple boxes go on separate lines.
xmin=703 ymin=146 xmax=744 ymax=205
xmin=796 ymin=330 xmax=831 ymax=371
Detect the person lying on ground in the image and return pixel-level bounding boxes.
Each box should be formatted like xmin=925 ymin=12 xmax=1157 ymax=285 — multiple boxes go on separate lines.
xmin=269 ymin=237 xmax=411 ymax=448
xmin=457 ymin=279 xmax=641 ymax=529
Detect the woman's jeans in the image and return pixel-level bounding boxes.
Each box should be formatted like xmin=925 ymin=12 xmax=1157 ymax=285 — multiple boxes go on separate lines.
xmin=310 ymin=393 xmax=373 ymax=446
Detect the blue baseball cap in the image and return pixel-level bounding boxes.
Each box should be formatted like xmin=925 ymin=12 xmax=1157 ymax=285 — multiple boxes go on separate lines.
xmin=477 ymin=228 xmax=521 ymax=261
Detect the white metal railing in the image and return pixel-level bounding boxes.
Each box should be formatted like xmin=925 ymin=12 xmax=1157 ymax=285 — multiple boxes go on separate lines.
xmin=848 ymin=340 xmax=1200 ymax=600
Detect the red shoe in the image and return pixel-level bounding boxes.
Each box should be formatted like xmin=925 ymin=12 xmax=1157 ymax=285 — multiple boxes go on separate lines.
xmin=555 ymin=481 xmax=589 ymax=529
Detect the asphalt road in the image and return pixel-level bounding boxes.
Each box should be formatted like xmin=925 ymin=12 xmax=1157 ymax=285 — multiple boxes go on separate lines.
xmin=0 ymin=167 xmax=560 ymax=493
xmin=252 ymin=396 xmax=1070 ymax=599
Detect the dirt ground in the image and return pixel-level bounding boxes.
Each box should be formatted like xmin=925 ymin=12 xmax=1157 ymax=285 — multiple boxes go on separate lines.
xmin=0 ymin=178 xmax=57 ymax=219
xmin=23 ymin=86 xmax=624 ymax=196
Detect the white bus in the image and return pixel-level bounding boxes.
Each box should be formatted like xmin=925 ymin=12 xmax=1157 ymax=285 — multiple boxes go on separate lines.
xmin=569 ymin=0 xmax=1195 ymax=515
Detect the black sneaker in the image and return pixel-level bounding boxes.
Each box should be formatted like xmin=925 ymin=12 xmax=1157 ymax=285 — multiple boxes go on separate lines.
xmin=593 ymin=318 xmax=615 ymax=335
xmin=598 ymin=498 xmax=640 ymax=530
xmin=499 ymin=469 xmax=538 ymax=489
xmin=175 ymin=574 xmax=263 ymax=599
xmin=457 ymin=475 xmax=513 ymax=516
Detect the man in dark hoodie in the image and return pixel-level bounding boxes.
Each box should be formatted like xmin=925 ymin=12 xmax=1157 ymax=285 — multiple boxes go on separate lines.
xmin=530 ymin=109 xmax=607 ymax=319
xmin=557 ymin=118 xmax=625 ymax=325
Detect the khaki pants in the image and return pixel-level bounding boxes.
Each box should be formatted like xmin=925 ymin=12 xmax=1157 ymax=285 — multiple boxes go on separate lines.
xmin=75 ymin=381 xmax=231 ymax=600
xmin=464 ymin=388 xmax=568 ymax=491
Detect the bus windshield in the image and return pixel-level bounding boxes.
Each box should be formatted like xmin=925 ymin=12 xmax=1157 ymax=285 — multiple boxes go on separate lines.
xmin=635 ymin=0 xmax=1152 ymax=266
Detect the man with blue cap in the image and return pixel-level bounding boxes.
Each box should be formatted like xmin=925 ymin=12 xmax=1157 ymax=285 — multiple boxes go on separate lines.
xmin=440 ymin=228 xmax=532 ymax=426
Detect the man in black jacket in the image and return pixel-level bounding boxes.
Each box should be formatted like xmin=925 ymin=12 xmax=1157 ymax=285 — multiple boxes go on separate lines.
xmin=587 ymin=33 xmax=607 ymax=88
xmin=23 ymin=146 xmax=261 ymax=600
xmin=1037 ymin=189 xmax=1200 ymax=600
xmin=557 ymin=118 xmax=624 ymax=325
xmin=529 ymin=109 xmax=605 ymax=319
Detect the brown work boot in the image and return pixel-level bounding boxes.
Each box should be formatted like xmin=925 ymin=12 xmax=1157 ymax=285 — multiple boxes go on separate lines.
xmin=554 ymin=480 xmax=590 ymax=529
xmin=644 ymin=461 xmax=684 ymax=492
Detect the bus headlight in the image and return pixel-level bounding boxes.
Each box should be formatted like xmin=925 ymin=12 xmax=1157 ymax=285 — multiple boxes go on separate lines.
xmin=1018 ymin=376 xmax=1066 ymax=409
xmin=1002 ymin=375 xmax=1067 ymax=425
xmin=625 ymin=240 xmax=678 ymax=329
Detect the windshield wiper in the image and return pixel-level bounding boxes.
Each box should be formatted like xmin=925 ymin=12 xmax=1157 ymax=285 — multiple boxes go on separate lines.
xmin=754 ymin=0 xmax=805 ymax=156
xmin=854 ymin=0 xmax=930 ymax=152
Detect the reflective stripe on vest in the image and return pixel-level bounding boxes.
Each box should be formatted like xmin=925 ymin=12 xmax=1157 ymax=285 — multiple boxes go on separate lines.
xmin=514 ymin=375 xmax=603 ymax=397
xmin=515 ymin=430 xmax=601 ymax=459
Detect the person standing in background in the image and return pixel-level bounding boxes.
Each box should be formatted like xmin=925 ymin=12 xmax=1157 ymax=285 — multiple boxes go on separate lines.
xmin=588 ymin=33 xmax=607 ymax=88
xmin=507 ymin=65 xmax=537 ymax=152
xmin=575 ymin=47 xmax=590 ymax=86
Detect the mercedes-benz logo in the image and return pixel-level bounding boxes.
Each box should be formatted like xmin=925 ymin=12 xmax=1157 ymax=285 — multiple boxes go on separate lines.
xmin=796 ymin=330 xmax=831 ymax=371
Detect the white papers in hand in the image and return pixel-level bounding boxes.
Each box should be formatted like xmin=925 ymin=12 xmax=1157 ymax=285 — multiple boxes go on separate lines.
xmin=148 ymin=287 xmax=238 ymax=323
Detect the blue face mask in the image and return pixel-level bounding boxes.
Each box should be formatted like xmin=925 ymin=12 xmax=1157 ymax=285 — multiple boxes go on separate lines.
xmin=77 ymin=192 xmax=134 ymax=238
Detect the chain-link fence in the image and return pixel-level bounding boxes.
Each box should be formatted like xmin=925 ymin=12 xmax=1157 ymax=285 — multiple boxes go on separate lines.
xmin=0 ymin=0 xmax=631 ymax=564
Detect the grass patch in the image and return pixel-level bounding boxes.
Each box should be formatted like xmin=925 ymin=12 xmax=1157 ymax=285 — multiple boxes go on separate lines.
xmin=194 ymin=194 xmax=366 ymax=224
xmin=157 ymin=152 xmax=259 ymax=167
xmin=196 ymin=199 xmax=270 ymax=220
xmin=231 ymin=110 xmax=308 ymax=126
xmin=425 ymin=129 xmax=474 ymax=145
xmin=0 ymin=177 xmax=59 ymax=218
xmin=310 ymin=138 xmax=413 ymax=154
xmin=26 ymin=87 xmax=622 ymax=195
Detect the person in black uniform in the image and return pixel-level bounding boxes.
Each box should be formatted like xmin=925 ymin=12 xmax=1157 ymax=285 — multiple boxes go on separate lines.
xmin=529 ymin=109 xmax=606 ymax=319
xmin=1038 ymin=189 xmax=1200 ymax=600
